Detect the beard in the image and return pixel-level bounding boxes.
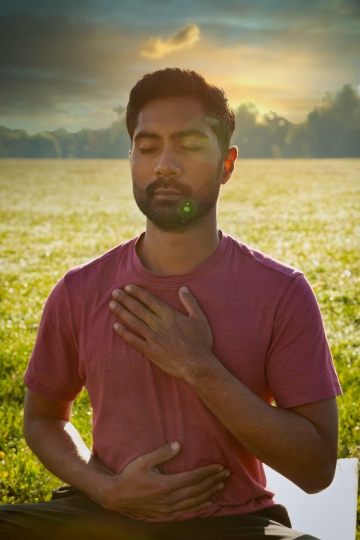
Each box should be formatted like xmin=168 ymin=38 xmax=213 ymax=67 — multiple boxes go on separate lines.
xmin=132 ymin=163 xmax=223 ymax=233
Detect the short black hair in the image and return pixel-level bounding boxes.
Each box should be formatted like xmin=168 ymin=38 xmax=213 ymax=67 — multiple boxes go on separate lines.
xmin=126 ymin=68 xmax=235 ymax=153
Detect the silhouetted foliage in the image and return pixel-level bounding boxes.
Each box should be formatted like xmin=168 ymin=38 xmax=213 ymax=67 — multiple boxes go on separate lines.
xmin=307 ymin=85 xmax=360 ymax=157
xmin=1 ymin=85 xmax=359 ymax=159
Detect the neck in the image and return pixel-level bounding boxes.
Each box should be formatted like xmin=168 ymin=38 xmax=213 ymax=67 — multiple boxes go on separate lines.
xmin=136 ymin=213 xmax=220 ymax=275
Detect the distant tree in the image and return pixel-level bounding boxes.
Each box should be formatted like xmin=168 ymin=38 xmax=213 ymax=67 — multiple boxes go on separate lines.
xmin=307 ymin=84 xmax=360 ymax=157
xmin=262 ymin=111 xmax=292 ymax=158
xmin=0 ymin=128 xmax=30 ymax=157
xmin=283 ymin=124 xmax=310 ymax=158
xmin=26 ymin=133 xmax=61 ymax=158
xmin=1 ymin=85 xmax=359 ymax=159
xmin=92 ymin=119 xmax=130 ymax=159
xmin=74 ymin=128 xmax=100 ymax=158
xmin=52 ymin=128 xmax=76 ymax=158
xmin=233 ymin=103 xmax=271 ymax=158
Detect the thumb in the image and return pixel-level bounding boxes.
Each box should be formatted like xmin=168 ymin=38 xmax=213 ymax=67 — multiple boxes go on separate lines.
xmin=179 ymin=286 xmax=205 ymax=319
xmin=141 ymin=442 xmax=181 ymax=469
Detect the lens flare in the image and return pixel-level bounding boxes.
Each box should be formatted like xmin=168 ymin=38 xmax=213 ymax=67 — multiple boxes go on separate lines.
xmin=177 ymin=199 xmax=198 ymax=220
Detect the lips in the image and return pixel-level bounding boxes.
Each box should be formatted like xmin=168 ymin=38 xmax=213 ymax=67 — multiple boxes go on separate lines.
xmin=146 ymin=179 xmax=191 ymax=199
xmin=153 ymin=189 xmax=183 ymax=196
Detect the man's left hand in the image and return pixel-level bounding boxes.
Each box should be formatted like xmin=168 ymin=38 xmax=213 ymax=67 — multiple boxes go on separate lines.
xmin=109 ymin=285 xmax=216 ymax=381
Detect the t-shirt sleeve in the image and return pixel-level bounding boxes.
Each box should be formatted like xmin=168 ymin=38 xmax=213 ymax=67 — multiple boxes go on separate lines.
xmin=24 ymin=276 xmax=85 ymax=401
xmin=265 ymin=274 xmax=342 ymax=408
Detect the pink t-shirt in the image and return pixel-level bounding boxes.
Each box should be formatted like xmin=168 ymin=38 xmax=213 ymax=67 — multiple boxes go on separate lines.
xmin=24 ymin=232 xmax=342 ymax=521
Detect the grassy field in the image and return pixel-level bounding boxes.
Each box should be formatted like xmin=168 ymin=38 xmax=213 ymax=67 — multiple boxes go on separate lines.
xmin=0 ymin=159 xmax=359 ymax=533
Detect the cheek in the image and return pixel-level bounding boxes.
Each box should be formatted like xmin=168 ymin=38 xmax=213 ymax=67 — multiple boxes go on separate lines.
xmin=131 ymin=160 xmax=152 ymax=181
xmin=191 ymin=157 xmax=223 ymax=179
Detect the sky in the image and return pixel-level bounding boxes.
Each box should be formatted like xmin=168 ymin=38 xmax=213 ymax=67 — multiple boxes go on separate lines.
xmin=0 ymin=0 xmax=359 ymax=134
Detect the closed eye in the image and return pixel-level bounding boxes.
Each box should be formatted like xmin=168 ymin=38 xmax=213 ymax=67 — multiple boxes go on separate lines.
xmin=181 ymin=145 xmax=204 ymax=152
xmin=138 ymin=147 xmax=158 ymax=154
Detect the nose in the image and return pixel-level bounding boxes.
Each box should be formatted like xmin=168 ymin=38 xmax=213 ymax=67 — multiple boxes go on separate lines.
xmin=154 ymin=147 xmax=181 ymax=178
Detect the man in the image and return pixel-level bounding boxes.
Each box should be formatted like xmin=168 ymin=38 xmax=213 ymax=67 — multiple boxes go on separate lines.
xmin=0 ymin=68 xmax=342 ymax=539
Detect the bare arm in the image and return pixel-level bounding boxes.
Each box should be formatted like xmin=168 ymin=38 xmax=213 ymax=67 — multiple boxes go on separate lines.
xmin=110 ymin=284 xmax=339 ymax=494
xmin=23 ymin=389 xmax=230 ymax=518
xmin=23 ymin=390 xmax=115 ymax=499
xmin=187 ymin=365 xmax=338 ymax=493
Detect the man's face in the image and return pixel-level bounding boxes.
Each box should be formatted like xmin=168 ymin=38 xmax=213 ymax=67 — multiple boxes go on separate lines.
xmin=130 ymin=96 xmax=227 ymax=232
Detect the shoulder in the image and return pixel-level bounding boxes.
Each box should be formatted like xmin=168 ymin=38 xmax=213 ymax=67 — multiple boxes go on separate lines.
xmin=222 ymin=233 xmax=303 ymax=283
xmin=63 ymin=236 xmax=138 ymax=289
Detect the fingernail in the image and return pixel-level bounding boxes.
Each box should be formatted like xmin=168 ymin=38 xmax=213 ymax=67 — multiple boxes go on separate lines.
xmin=217 ymin=483 xmax=225 ymax=491
xmin=180 ymin=286 xmax=190 ymax=293
xmin=224 ymin=470 xmax=231 ymax=478
xmin=170 ymin=442 xmax=181 ymax=451
xmin=109 ymin=301 xmax=117 ymax=310
xmin=217 ymin=465 xmax=224 ymax=472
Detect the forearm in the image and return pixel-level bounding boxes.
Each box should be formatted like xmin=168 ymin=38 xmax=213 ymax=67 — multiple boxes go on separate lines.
xmin=109 ymin=284 xmax=338 ymax=493
xmin=24 ymin=416 xmax=114 ymax=504
xmin=23 ymin=389 xmax=231 ymax=518
xmin=187 ymin=355 xmax=336 ymax=493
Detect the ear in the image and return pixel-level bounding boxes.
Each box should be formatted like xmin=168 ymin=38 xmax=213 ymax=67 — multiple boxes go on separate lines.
xmin=220 ymin=146 xmax=238 ymax=185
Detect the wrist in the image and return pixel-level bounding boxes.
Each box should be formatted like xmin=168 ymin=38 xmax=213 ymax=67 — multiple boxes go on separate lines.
xmin=87 ymin=470 xmax=117 ymax=509
xmin=184 ymin=352 xmax=222 ymax=387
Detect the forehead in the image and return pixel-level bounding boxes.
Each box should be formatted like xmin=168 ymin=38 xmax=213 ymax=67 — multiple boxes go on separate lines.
xmin=134 ymin=96 xmax=214 ymax=137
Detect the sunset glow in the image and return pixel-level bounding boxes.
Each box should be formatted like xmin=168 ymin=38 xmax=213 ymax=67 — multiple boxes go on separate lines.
xmin=0 ymin=0 xmax=359 ymax=133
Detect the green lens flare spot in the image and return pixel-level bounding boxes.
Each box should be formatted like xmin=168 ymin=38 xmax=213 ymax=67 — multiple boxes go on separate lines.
xmin=177 ymin=199 xmax=198 ymax=220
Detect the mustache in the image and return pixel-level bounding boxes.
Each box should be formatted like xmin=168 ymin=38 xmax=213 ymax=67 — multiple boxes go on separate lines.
xmin=145 ymin=178 xmax=192 ymax=197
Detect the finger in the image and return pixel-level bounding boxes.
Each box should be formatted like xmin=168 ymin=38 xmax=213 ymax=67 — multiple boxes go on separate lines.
xmin=171 ymin=480 xmax=226 ymax=514
xmin=166 ymin=462 xmax=227 ymax=491
xmin=110 ymin=304 xmax=154 ymax=343
xmin=113 ymin=321 xmax=151 ymax=354
xmin=174 ymin=499 xmax=213 ymax=516
xmin=135 ymin=442 xmax=182 ymax=469
xmin=166 ymin=470 xmax=230 ymax=515
xmin=111 ymin=290 xmax=157 ymax=329
xmin=178 ymin=286 xmax=207 ymax=321
xmin=123 ymin=284 xmax=169 ymax=318
xmin=169 ymin=469 xmax=228 ymax=505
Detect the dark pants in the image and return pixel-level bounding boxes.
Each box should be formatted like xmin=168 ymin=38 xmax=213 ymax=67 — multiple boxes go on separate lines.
xmin=0 ymin=486 xmax=319 ymax=540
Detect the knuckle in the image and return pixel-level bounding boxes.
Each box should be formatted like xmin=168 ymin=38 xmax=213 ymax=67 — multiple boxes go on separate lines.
xmin=191 ymin=494 xmax=207 ymax=507
xmin=192 ymin=470 xmax=203 ymax=484
xmin=155 ymin=479 xmax=170 ymax=496
xmin=156 ymin=493 xmax=173 ymax=514
xmin=135 ymin=288 xmax=152 ymax=305
xmin=128 ymin=314 xmax=141 ymax=330
xmin=161 ymin=505 xmax=173 ymax=517
xmin=134 ymin=302 xmax=147 ymax=318
xmin=122 ymin=330 xmax=138 ymax=346
xmin=151 ymin=328 xmax=163 ymax=342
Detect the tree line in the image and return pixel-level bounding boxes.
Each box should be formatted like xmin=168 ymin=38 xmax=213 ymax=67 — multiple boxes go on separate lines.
xmin=1 ymin=85 xmax=359 ymax=159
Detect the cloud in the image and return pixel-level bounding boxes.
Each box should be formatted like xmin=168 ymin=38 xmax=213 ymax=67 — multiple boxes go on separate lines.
xmin=0 ymin=2 xmax=359 ymax=132
xmin=141 ymin=24 xmax=200 ymax=59
xmin=0 ymin=13 xmax=143 ymax=130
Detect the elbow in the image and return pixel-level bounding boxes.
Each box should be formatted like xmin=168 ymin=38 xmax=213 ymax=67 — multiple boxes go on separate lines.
xmin=23 ymin=415 xmax=31 ymax=441
xmin=298 ymin=463 xmax=336 ymax=494
xmin=23 ymin=416 xmax=37 ymax=449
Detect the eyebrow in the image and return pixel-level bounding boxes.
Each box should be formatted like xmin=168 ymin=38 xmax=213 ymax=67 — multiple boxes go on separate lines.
xmin=133 ymin=129 xmax=210 ymax=142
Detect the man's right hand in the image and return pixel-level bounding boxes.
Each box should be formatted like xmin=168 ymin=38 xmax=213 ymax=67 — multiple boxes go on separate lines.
xmin=99 ymin=442 xmax=230 ymax=519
